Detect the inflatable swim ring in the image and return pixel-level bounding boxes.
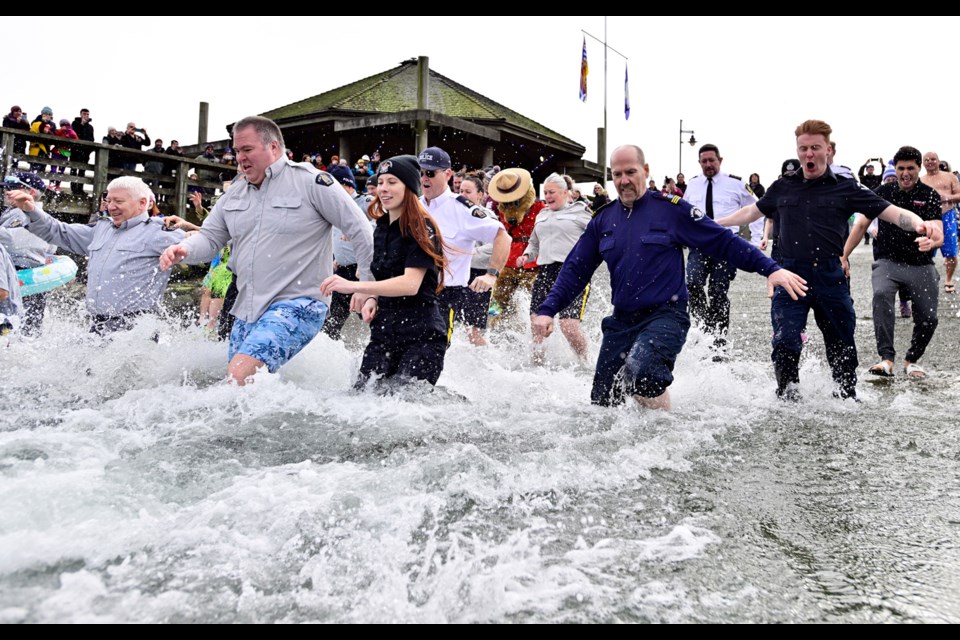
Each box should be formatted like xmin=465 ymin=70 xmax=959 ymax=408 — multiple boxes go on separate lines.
xmin=16 ymin=255 xmax=78 ymax=296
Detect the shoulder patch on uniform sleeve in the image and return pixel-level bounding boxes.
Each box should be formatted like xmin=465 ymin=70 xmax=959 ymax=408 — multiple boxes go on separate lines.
xmin=690 ymin=207 xmax=706 ymax=221
xmin=670 ymin=195 xmax=682 ymax=205
xmin=6 ymin=219 xmax=22 ymax=229
xmin=316 ymin=172 xmax=335 ymax=187
xmin=745 ymin=184 xmax=755 ymax=197
xmin=471 ymin=208 xmax=487 ymax=219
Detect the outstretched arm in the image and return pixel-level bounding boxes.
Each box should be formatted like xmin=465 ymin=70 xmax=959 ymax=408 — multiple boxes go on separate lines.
xmin=767 ymin=269 xmax=807 ymax=301
xmin=321 ymin=267 xmax=426 ymax=298
xmin=716 ymin=203 xmax=764 ymax=227
xmin=877 ymin=205 xmax=943 ymax=249
xmin=760 ymin=218 xmax=773 ymax=251
xmin=471 ymin=228 xmax=510 ymax=293
xmin=841 ymin=215 xmax=871 ymax=277
xmin=7 ymin=189 xmax=95 ymax=255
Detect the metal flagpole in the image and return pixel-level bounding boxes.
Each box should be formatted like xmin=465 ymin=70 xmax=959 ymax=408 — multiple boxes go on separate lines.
xmin=582 ymin=22 xmax=628 ymax=190
xmin=603 ymin=16 xmax=608 ymax=186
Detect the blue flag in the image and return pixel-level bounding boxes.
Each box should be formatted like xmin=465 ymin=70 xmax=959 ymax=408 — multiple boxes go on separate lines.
xmin=579 ymin=37 xmax=588 ymax=102
xmin=624 ymin=64 xmax=630 ymax=120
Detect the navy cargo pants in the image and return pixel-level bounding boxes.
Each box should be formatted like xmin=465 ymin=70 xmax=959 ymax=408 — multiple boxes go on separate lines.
xmin=771 ymin=258 xmax=858 ymax=397
xmin=591 ymin=300 xmax=690 ymax=406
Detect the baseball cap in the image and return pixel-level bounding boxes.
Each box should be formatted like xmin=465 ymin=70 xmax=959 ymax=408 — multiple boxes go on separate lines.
xmin=417 ymin=146 xmax=451 ymax=170
xmin=2 ymin=171 xmax=47 ymax=191
xmin=328 ymin=164 xmax=356 ymax=189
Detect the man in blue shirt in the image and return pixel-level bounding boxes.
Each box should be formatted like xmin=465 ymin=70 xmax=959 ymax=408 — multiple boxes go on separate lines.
xmin=531 ymin=145 xmax=807 ymax=411
xmin=719 ymin=120 xmax=941 ymax=401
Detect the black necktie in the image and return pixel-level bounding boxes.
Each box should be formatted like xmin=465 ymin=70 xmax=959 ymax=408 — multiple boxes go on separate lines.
xmin=706 ymin=177 xmax=714 ymax=219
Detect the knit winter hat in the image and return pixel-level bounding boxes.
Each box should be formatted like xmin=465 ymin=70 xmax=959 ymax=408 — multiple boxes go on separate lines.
xmin=328 ymin=164 xmax=356 ymax=189
xmin=376 ymin=155 xmax=421 ymax=196
xmin=41 ymin=106 xmax=53 ymax=115
xmin=882 ymin=163 xmax=896 ymax=182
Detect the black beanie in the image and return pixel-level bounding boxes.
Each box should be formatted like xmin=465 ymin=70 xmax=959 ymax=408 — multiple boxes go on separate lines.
xmin=376 ymin=155 xmax=421 ymax=196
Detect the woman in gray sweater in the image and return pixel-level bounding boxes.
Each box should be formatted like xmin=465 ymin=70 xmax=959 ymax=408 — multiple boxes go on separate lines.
xmin=517 ymin=173 xmax=592 ymax=365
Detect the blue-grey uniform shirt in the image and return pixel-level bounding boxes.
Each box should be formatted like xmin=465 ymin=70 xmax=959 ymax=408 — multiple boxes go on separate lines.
xmin=757 ymin=167 xmax=891 ymax=260
xmin=0 ymin=242 xmax=22 ymax=322
xmin=26 ymin=207 xmax=185 ymax=316
xmin=539 ymin=191 xmax=780 ymax=317
xmin=180 ymin=157 xmax=375 ymax=323
xmin=0 ymin=207 xmax=56 ymax=268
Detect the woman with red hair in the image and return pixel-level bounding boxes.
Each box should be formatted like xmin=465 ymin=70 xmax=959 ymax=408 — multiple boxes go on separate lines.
xmin=321 ymin=155 xmax=451 ymax=388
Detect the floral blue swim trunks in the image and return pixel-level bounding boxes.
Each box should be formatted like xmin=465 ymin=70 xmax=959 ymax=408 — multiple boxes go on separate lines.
xmin=228 ymin=297 xmax=328 ymax=373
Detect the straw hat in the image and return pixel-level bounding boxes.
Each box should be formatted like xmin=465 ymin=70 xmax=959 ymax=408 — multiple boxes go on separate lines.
xmin=487 ymin=168 xmax=532 ymax=203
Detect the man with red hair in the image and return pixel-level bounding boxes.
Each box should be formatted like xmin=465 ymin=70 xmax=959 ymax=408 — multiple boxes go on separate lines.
xmin=719 ymin=120 xmax=942 ymax=402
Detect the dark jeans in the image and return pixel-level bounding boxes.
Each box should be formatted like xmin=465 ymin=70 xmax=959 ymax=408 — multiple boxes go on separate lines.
xmin=21 ymin=293 xmax=46 ymax=337
xmin=217 ymin=278 xmax=239 ymax=342
xmin=89 ymin=310 xmax=155 ymax=337
xmin=322 ymin=263 xmax=358 ymax=340
xmin=686 ymin=248 xmax=738 ymax=344
xmin=592 ymin=300 xmax=690 ymax=406
xmin=771 ymin=258 xmax=857 ymax=396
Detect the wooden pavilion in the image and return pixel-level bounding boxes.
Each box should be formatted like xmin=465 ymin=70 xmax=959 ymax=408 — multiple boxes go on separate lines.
xmin=252 ymin=57 xmax=603 ymax=186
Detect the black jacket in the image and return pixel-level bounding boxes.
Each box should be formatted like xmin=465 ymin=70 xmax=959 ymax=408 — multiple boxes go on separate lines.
xmin=120 ymin=130 xmax=151 ymax=150
xmin=71 ymin=117 xmax=94 ymax=142
xmin=3 ymin=114 xmax=30 ymax=153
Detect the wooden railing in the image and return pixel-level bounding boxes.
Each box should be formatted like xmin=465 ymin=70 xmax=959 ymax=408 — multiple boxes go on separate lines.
xmin=1 ymin=126 xmax=233 ymax=221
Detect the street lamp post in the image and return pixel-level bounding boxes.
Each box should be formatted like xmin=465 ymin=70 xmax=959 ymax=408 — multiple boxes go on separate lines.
xmin=679 ymin=119 xmax=697 ymax=175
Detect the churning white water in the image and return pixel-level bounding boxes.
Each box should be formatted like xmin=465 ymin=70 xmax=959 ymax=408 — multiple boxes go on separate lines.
xmin=1 ymin=247 xmax=959 ymax=623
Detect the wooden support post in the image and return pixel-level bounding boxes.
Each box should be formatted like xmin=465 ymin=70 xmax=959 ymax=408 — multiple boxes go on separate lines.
xmin=174 ymin=160 xmax=190 ymax=222
xmin=93 ymin=147 xmax=110 ymax=202
xmin=198 ymin=102 xmax=209 ymax=145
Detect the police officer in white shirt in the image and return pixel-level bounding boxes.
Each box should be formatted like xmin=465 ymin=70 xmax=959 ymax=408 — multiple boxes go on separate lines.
xmin=417 ymin=146 xmax=510 ymax=338
xmin=681 ymin=143 xmax=757 ymax=357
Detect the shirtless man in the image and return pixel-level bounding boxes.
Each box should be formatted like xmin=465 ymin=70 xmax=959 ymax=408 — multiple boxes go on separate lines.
xmin=920 ymin=151 xmax=960 ymax=292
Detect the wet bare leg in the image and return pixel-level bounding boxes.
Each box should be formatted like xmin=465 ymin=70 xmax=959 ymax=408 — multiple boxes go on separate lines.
xmin=634 ymin=390 xmax=671 ymax=411
xmin=559 ymin=318 xmax=589 ymax=364
xmin=227 ymin=354 xmax=265 ymax=386
xmin=467 ymin=326 xmax=488 ymax=347
xmin=207 ymin=298 xmax=224 ymax=331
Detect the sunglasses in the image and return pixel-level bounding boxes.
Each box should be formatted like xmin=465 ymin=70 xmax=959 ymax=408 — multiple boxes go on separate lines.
xmin=420 ymin=169 xmax=438 ymax=178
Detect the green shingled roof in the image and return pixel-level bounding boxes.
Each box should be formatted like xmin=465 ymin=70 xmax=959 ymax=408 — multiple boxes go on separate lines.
xmin=261 ymin=59 xmax=581 ymax=148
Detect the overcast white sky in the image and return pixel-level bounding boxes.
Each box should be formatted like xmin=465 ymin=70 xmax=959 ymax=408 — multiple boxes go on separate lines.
xmin=6 ymin=15 xmax=959 ymax=189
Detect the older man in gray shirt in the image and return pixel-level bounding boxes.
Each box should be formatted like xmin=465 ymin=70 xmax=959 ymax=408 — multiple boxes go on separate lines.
xmin=160 ymin=116 xmax=375 ymax=385
xmin=6 ymin=176 xmax=185 ymax=334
